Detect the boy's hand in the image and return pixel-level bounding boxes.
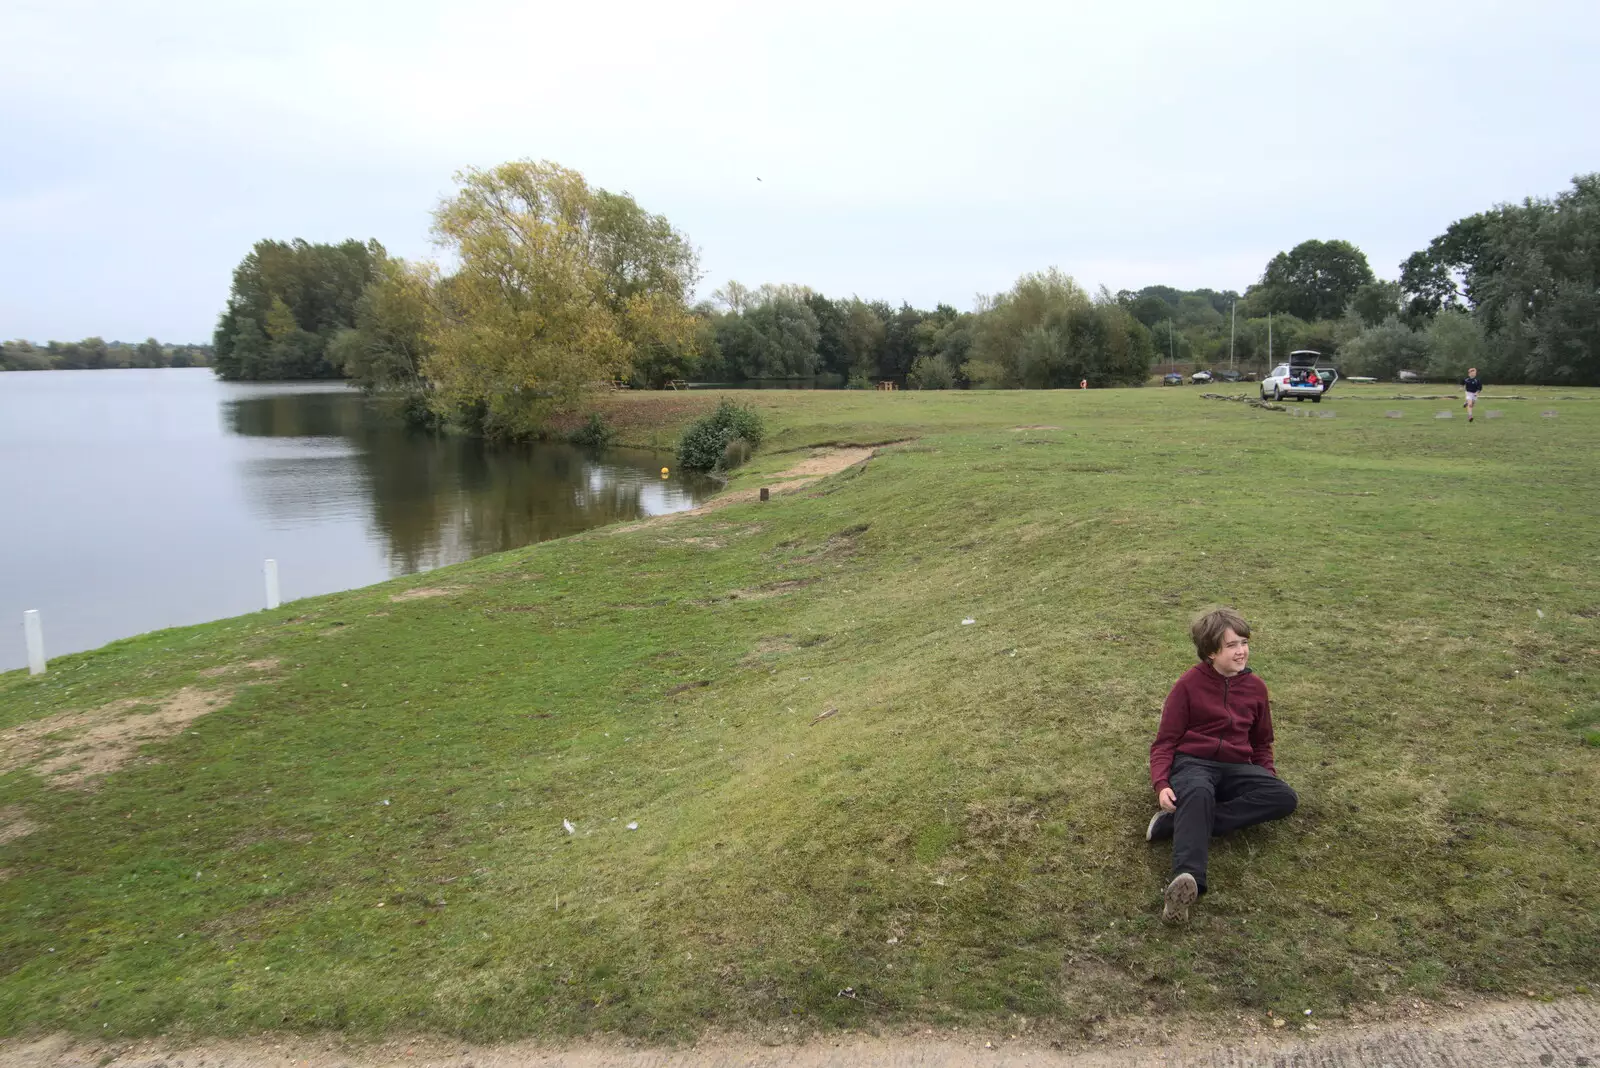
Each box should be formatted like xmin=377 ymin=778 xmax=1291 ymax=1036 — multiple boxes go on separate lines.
xmin=1158 ymin=787 xmax=1177 ymax=812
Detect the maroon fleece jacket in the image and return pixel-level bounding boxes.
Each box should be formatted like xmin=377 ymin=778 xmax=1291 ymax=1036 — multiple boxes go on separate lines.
xmin=1149 ymin=661 xmax=1277 ymax=792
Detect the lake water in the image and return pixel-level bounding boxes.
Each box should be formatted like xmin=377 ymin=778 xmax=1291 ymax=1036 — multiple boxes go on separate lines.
xmin=0 ymin=369 xmax=715 ymax=672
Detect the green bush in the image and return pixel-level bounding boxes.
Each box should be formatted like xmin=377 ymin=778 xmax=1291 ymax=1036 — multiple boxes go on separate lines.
xmin=568 ymin=412 xmax=616 ymax=449
xmin=676 ymin=399 xmax=765 ymax=471
xmin=398 ymin=389 xmax=444 ymax=431
xmin=907 ymin=355 xmax=955 ymax=390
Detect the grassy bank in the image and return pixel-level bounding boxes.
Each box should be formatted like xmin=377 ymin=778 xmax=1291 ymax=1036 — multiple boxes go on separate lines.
xmin=2 ymin=384 xmax=1597 ymax=1043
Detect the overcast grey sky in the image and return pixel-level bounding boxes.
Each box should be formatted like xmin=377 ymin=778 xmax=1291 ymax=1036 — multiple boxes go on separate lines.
xmin=4 ymin=0 xmax=1597 ymax=342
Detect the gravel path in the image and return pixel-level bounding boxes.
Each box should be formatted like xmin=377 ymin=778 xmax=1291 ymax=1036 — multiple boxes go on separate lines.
xmin=4 ymin=997 xmax=1595 ymax=1068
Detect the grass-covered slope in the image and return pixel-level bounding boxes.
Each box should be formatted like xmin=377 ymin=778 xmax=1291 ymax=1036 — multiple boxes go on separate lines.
xmin=1 ymin=385 xmax=1596 ymax=1041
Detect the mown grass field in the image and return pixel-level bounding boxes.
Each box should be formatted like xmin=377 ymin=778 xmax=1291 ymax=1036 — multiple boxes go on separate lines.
xmin=1 ymin=383 xmax=1597 ymax=1044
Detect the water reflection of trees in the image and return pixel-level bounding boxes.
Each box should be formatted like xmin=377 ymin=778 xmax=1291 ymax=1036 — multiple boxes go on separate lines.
xmin=224 ymin=392 xmax=709 ymax=575
xmin=357 ymin=437 xmax=661 ymax=573
xmin=224 ymin=391 xmax=367 ymax=438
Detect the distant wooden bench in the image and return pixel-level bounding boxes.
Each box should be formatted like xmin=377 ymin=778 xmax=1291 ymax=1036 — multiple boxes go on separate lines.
xmin=666 ymin=379 xmax=688 ymax=391
xmin=875 ymin=380 xmax=898 ymax=391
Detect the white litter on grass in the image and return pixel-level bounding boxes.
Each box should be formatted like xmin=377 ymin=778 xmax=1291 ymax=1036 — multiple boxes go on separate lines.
xmin=961 ymin=618 xmax=976 ymax=626
xmin=562 ymin=819 xmax=576 ymax=834
xmin=381 ymin=799 xmax=390 ymax=806
xmin=626 ymin=821 xmax=639 ymax=830
xmin=1536 ymin=609 xmax=1545 ymax=619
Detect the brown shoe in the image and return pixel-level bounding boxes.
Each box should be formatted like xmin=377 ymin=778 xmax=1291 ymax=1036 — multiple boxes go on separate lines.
xmin=1162 ymin=873 xmax=1198 ymax=923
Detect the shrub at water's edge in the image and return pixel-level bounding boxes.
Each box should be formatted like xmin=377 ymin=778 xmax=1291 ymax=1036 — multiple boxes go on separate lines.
xmin=567 ymin=412 xmax=617 ymax=449
xmin=676 ymin=398 xmax=766 ymax=471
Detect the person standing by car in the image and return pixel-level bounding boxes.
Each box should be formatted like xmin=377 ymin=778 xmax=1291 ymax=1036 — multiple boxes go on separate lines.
xmin=1145 ymin=608 xmax=1298 ymax=922
xmin=1462 ymin=367 xmax=1483 ymax=422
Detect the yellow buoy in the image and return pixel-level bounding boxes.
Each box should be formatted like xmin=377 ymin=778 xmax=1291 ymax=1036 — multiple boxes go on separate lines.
xmin=660 ymin=467 xmax=670 ymax=478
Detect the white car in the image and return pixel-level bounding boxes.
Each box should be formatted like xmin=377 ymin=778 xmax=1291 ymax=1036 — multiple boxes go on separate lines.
xmin=1260 ymin=351 xmax=1338 ymax=403
xmin=1190 ymin=369 xmax=1213 ymax=384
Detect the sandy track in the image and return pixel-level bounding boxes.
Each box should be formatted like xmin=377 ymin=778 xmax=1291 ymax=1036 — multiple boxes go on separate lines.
xmin=678 ymin=445 xmax=876 ymax=514
xmin=5 ymin=997 xmax=1595 ymax=1068
xmin=609 ymin=446 xmax=878 ymax=534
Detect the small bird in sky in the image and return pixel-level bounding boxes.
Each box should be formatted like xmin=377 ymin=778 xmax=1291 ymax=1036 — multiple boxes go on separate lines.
xmin=756 ymin=177 xmax=762 ymax=182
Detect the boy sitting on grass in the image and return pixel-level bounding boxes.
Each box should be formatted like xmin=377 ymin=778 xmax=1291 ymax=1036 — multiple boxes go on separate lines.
xmin=1146 ymin=608 xmax=1298 ymax=922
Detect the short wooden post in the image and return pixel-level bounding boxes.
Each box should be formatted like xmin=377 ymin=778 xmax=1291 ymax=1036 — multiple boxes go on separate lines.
xmin=23 ymin=610 xmax=46 ymax=676
xmin=759 ymin=487 xmax=769 ymax=502
xmin=264 ymin=559 xmax=281 ymax=610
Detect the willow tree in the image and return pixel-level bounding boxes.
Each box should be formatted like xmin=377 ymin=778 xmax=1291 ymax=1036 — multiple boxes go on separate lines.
xmin=965 ymin=269 xmax=1153 ymax=388
xmin=424 ymin=161 xmax=700 ymax=435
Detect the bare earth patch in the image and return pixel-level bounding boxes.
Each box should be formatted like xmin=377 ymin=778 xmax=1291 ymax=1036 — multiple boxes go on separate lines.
xmin=1012 ymin=424 xmax=1062 ymax=430
xmin=727 ymin=579 xmax=817 ymax=601
xmin=740 ymin=636 xmax=799 ymax=667
xmin=793 ymin=523 xmax=869 ymax=563
xmin=389 ymin=587 xmax=461 ymax=602
xmin=0 ymin=807 xmax=39 ymax=845
xmin=197 ymin=658 xmax=280 ymax=679
xmin=0 ymin=688 xmax=234 ymax=789
xmin=2 ymin=997 xmax=1594 ymax=1068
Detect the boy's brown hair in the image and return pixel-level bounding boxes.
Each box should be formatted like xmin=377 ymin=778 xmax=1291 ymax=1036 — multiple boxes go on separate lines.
xmin=1191 ymin=608 xmax=1251 ymax=661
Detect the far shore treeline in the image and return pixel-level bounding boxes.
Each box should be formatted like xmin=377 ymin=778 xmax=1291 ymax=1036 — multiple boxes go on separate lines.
xmin=23 ymin=163 xmax=1598 ymax=432
xmin=0 ymin=338 xmax=212 ymax=372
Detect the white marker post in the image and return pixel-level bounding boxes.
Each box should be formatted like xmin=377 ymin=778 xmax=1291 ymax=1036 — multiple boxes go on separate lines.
xmin=23 ymin=610 xmax=46 ymax=676
xmin=264 ymin=559 xmax=281 ymax=610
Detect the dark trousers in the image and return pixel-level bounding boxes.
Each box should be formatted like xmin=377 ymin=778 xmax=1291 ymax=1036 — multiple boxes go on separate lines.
xmin=1170 ymin=754 xmax=1298 ymax=893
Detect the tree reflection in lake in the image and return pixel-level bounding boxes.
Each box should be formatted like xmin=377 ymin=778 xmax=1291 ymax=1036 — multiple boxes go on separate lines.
xmin=224 ymin=390 xmax=715 ymax=574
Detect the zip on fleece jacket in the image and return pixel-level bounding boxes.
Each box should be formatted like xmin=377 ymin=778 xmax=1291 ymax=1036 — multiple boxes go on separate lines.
xmin=1149 ymin=661 xmax=1277 ymax=793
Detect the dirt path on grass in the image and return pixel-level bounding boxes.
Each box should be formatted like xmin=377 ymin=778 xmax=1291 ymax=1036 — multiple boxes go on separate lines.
xmin=5 ymin=997 xmax=1595 ymax=1068
xmin=611 ymin=446 xmax=879 ymax=534
xmin=682 ymin=445 xmax=877 ymax=515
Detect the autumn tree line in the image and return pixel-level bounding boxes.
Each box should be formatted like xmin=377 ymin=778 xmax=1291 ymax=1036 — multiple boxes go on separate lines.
xmin=198 ymin=163 xmax=1599 ymax=436
xmin=1 ymin=338 xmax=212 ymax=372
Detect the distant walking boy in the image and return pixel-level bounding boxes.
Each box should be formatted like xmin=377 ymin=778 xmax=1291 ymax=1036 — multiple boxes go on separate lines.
xmin=1145 ymin=609 xmax=1297 ymax=922
xmin=1462 ymin=367 xmax=1483 ymax=422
